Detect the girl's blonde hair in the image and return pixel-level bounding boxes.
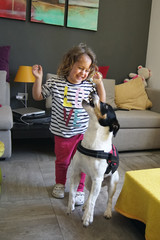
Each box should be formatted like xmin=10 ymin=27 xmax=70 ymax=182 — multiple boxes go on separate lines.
xmin=57 ymin=43 xmax=97 ymax=79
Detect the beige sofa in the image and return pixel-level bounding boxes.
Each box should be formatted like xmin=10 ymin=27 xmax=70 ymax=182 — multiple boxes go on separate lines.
xmin=103 ymin=79 xmax=160 ymax=151
xmin=45 ymin=74 xmax=160 ymax=152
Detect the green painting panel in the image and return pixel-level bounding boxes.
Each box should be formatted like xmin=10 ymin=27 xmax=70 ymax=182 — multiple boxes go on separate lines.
xmin=31 ymin=1 xmax=65 ymax=26
xmin=67 ymin=4 xmax=99 ymax=31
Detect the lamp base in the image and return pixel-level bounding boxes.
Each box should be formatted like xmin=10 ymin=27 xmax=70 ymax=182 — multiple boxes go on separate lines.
xmin=16 ymin=92 xmax=28 ymax=101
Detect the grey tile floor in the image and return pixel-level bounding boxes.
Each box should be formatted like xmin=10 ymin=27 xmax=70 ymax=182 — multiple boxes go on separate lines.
xmin=0 ymin=139 xmax=160 ymax=240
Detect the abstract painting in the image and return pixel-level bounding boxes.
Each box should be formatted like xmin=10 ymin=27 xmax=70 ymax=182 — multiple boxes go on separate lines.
xmin=31 ymin=0 xmax=65 ymax=26
xmin=67 ymin=0 xmax=99 ymax=31
xmin=0 ymin=0 xmax=26 ymax=21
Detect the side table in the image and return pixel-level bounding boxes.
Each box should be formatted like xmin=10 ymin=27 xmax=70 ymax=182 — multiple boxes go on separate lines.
xmin=12 ymin=110 xmax=52 ymax=139
xmin=12 ymin=122 xmax=52 ymax=139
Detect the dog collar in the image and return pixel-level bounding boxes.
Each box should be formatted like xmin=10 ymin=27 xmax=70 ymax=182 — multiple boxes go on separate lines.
xmin=77 ymin=141 xmax=119 ymax=174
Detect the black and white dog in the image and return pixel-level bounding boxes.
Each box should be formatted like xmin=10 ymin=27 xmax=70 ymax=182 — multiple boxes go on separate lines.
xmin=67 ymin=92 xmax=120 ymax=227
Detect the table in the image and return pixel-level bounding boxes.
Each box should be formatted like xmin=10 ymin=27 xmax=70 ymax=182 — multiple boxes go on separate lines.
xmin=12 ymin=122 xmax=52 ymax=139
xmin=12 ymin=111 xmax=52 ymax=139
xmin=115 ymin=168 xmax=160 ymax=240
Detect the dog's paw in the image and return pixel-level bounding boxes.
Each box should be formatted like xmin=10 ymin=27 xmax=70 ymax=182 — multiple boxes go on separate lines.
xmin=104 ymin=209 xmax=112 ymax=219
xmin=82 ymin=210 xmax=94 ymax=227
xmin=82 ymin=216 xmax=93 ymax=227
xmin=82 ymin=217 xmax=93 ymax=227
xmin=67 ymin=205 xmax=75 ymax=215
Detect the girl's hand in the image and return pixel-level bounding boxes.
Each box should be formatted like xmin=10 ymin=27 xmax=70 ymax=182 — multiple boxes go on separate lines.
xmin=32 ymin=65 xmax=43 ymax=79
xmin=92 ymin=71 xmax=103 ymax=85
xmin=91 ymin=71 xmax=106 ymax=102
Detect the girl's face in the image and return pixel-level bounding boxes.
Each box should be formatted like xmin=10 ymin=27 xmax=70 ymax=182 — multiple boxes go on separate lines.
xmin=67 ymin=54 xmax=92 ymax=84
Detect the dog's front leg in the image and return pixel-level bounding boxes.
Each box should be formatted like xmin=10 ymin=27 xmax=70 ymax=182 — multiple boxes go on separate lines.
xmin=104 ymin=171 xmax=119 ymax=219
xmin=67 ymin=172 xmax=81 ymax=214
xmin=82 ymin=178 xmax=103 ymax=227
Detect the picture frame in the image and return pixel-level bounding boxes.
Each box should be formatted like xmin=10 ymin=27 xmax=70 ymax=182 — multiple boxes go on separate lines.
xmin=67 ymin=0 xmax=99 ymax=31
xmin=30 ymin=0 xmax=65 ymax=26
xmin=0 ymin=0 xmax=27 ymax=21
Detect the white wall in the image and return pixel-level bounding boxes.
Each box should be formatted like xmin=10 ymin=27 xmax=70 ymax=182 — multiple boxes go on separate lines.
xmin=146 ymin=0 xmax=160 ymax=89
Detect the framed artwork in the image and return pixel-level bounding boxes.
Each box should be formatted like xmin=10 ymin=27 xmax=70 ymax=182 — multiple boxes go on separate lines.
xmin=0 ymin=0 xmax=26 ymax=21
xmin=31 ymin=0 xmax=65 ymax=26
xmin=67 ymin=0 xmax=99 ymax=31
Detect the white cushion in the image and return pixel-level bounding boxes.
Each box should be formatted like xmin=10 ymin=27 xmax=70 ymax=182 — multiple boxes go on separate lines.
xmin=103 ymin=79 xmax=116 ymax=108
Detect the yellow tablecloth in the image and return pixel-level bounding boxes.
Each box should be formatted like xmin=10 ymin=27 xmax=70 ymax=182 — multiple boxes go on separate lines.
xmin=115 ymin=168 xmax=160 ymax=240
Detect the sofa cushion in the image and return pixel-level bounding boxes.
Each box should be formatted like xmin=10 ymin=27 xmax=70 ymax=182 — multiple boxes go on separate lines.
xmin=103 ymin=79 xmax=117 ymax=108
xmin=116 ymin=110 xmax=160 ymax=128
xmin=0 ymin=46 xmax=10 ymax=82
xmin=146 ymin=88 xmax=160 ymax=114
xmin=115 ymin=77 xmax=152 ymax=110
xmin=98 ymin=66 xmax=109 ymax=78
xmin=0 ymin=106 xmax=13 ymax=130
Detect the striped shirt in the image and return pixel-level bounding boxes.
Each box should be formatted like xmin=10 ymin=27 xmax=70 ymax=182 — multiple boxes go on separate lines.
xmin=41 ymin=74 xmax=94 ymax=138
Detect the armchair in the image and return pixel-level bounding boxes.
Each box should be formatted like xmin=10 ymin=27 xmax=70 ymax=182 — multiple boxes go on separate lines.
xmin=0 ymin=71 xmax=13 ymax=159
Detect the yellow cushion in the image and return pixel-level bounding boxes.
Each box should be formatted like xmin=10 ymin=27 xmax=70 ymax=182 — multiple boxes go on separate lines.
xmin=115 ymin=77 xmax=152 ymax=110
xmin=0 ymin=141 xmax=5 ymax=157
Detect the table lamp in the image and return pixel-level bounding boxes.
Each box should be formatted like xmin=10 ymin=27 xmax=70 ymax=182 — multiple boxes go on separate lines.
xmin=14 ymin=66 xmax=35 ymax=108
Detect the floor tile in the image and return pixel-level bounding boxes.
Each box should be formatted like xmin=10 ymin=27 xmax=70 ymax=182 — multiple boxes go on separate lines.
xmin=0 ymin=159 xmax=48 ymax=202
xmin=0 ymin=199 xmax=62 ymax=240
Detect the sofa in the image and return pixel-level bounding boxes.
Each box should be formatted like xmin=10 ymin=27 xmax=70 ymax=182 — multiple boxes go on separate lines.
xmin=103 ymin=78 xmax=160 ymax=151
xmin=0 ymin=71 xmax=13 ymax=159
xmin=45 ymin=73 xmax=160 ymax=152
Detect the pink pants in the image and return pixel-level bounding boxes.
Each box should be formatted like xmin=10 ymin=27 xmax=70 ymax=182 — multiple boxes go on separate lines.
xmin=54 ymin=134 xmax=85 ymax=192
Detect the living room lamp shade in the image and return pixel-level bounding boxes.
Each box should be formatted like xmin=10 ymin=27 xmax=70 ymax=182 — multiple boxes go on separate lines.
xmin=14 ymin=66 xmax=35 ymax=108
xmin=14 ymin=66 xmax=35 ymax=83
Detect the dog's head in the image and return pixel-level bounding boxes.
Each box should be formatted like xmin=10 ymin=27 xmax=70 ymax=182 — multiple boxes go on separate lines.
xmin=82 ymin=92 xmax=120 ymax=137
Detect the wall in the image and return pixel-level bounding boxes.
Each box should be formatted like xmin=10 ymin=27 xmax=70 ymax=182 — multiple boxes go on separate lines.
xmin=146 ymin=0 xmax=160 ymax=89
xmin=0 ymin=0 xmax=152 ymax=108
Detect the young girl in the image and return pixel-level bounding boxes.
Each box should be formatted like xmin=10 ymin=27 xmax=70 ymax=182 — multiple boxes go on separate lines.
xmin=32 ymin=43 xmax=106 ymax=205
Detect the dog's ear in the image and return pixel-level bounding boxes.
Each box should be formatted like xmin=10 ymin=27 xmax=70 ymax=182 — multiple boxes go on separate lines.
xmin=107 ymin=105 xmax=120 ymax=136
xmin=110 ymin=119 xmax=120 ymax=137
xmin=99 ymin=102 xmax=120 ymax=136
